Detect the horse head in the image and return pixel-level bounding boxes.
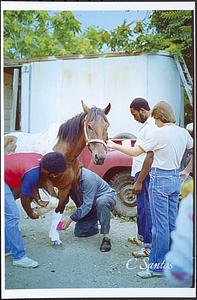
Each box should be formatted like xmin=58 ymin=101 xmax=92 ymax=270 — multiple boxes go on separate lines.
xmin=82 ymin=100 xmax=111 ymax=165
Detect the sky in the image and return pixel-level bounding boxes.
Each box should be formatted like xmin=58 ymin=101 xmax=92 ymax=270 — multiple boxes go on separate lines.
xmin=72 ymin=10 xmax=152 ymax=31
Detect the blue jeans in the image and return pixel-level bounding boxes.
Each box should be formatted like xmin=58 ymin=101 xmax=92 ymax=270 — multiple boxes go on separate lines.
xmin=5 ymin=183 xmax=25 ymax=260
xmin=74 ymin=193 xmax=116 ymax=237
xmin=135 ymin=172 xmax=152 ymax=247
xmin=148 ymin=168 xmax=181 ymax=273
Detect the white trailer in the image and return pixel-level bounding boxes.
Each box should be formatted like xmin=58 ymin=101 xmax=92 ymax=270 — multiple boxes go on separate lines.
xmin=18 ymin=51 xmax=184 ymax=137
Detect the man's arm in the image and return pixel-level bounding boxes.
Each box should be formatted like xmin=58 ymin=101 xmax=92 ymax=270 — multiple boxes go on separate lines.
xmin=134 ymin=151 xmax=154 ymax=194
xmin=20 ymin=169 xmax=41 ymax=219
xmin=107 ymin=140 xmax=145 ymax=156
xmin=70 ymin=171 xmax=97 ymax=223
xmin=20 ymin=194 xmax=39 ymax=219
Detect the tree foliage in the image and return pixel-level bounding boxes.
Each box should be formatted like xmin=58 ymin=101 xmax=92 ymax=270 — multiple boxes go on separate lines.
xmin=150 ymin=10 xmax=193 ymax=73
xmin=4 ymin=10 xmax=193 ymax=66
xmin=4 ymin=11 xmax=82 ymax=58
xmin=106 ymin=21 xmax=134 ymax=52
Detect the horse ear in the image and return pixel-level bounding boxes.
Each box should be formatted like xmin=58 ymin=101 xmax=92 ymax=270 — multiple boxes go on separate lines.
xmin=81 ymin=100 xmax=90 ymax=114
xmin=103 ymin=103 xmax=111 ymax=115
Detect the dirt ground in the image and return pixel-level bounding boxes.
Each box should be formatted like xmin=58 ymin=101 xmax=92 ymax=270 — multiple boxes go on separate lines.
xmin=3 ymin=199 xmax=179 ymax=298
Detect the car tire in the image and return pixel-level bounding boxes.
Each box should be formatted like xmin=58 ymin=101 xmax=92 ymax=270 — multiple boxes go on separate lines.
xmin=109 ymin=170 xmax=137 ymax=217
xmin=112 ymin=132 xmax=136 ymax=139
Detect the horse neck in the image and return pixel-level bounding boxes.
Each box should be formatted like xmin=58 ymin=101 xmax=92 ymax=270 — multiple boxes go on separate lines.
xmin=67 ymin=130 xmax=86 ymax=160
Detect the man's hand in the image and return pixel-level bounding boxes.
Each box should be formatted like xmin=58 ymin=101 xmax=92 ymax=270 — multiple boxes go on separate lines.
xmin=107 ymin=140 xmax=117 ymax=149
xmin=35 ymin=199 xmax=49 ymax=207
xmin=133 ymin=181 xmax=143 ymax=194
xmin=62 ymin=217 xmax=73 ymax=230
xmin=20 ymin=195 xmax=40 ymax=219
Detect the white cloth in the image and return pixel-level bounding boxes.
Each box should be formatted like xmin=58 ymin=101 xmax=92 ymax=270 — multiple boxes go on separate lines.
xmin=49 ymin=211 xmax=63 ymax=243
xmin=131 ymin=117 xmax=156 ymax=176
xmin=139 ymin=124 xmax=193 ymax=170
xmin=164 ymin=192 xmax=193 ymax=287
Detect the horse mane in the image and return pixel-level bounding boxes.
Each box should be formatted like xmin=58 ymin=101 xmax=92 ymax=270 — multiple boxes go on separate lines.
xmin=57 ymin=107 xmax=109 ymax=143
xmin=57 ymin=112 xmax=85 ymax=143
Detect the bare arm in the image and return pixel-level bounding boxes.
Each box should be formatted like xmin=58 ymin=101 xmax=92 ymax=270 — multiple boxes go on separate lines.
xmin=107 ymin=140 xmax=145 ymax=157
xmin=134 ymin=151 xmax=154 ymax=194
xmin=31 ymin=187 xmax=49 ymax=207
xmin=20 ymin=195 xmax=39 ymax=219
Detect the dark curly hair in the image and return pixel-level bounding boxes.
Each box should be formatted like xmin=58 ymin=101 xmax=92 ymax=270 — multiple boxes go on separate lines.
xmin=40 ymin=152 xmax=67 ymax=175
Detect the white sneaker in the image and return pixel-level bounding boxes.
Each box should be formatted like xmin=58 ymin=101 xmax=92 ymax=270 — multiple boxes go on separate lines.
xmin=13 ymin=256 xmax=38 ymax=268
xmin=132 ymin=247 xmax=150 ymax=258
xmin=137 ymin=269 xmax=164 ymax=279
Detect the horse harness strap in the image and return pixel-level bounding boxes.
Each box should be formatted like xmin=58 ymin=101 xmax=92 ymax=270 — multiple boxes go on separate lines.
xmin=83 ymin=119 xmax=108 ymax=150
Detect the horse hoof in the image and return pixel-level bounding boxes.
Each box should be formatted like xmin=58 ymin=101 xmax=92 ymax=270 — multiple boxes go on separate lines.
xmin=52 ymin=240 xmax=62 ymax=246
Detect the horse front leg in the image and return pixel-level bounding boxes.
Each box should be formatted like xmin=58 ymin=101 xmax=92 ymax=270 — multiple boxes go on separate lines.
xmin=40 ymin=180 xmax=57 ymax=198
xmin=49 ymin=187 xmax=71 ymax=245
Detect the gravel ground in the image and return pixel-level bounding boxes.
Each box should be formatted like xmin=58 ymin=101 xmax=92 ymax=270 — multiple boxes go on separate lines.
xmin=3 ymin=199 xmax=180 ymax=299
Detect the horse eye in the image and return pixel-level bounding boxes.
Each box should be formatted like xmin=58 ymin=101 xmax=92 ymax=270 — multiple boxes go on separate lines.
xmin=87 ymin=124 xmax=92 ymax=130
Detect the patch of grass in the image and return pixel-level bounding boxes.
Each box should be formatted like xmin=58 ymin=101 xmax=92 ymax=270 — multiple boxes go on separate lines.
xmin=66 ymin=205 xmax=76 ymax=213
xmin=119 ymin=216 xmax=133 ymax=223
xmin=112 ymin=210 xmax=137 ymax=222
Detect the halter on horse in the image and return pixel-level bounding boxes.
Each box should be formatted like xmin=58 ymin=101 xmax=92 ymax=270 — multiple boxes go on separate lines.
xmin=39 ymin=100 xmax=111 ymax=244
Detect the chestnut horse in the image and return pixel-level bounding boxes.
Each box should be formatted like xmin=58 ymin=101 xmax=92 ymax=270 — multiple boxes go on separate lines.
xmin=39 ymin=100 xmax=111 ymax=244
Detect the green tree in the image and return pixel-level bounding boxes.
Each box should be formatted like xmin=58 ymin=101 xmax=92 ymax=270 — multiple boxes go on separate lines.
xmin=3 ymin=10 xmax=107 ymax=58
xmin=81 ymin=27 xmax=109 ymax=54
xmin=150 ymin=10 xmax=193 ymax=74
xmin=107 ymin=21 xmax=134 ymax=52
xmin=149 ymin=10 xmax=193 ymax=124
xmin=50 ymin=11 xmax=81 ymax=55
xmin=4 ymin=11 xmax=52 ymax=58
xmin=105 ymin=10 xmax=193 ymax=71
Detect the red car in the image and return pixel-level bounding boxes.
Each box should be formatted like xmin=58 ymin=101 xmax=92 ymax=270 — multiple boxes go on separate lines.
xmin=79 ymin=135 xmax=137 ymax=217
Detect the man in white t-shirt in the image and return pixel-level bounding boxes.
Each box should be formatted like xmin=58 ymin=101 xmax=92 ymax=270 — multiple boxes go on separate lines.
xmin=128 ymin=98 xmax=156 ymax=258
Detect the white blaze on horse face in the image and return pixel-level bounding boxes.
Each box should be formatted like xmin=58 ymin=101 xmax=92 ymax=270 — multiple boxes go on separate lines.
xmin=87 ymin=117 xmax=108 ymax=165
xmin=81 ymin=100 xmax=110 ymax=164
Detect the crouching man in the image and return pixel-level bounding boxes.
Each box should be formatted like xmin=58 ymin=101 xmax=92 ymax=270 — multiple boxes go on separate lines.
xmin=4 ymin=152 xmax=67 ymax=268
xmin=57 ymin=166 xmax=117 ymax=252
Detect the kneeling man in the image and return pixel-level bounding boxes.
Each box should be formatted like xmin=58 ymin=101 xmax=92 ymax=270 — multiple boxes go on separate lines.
xmin=58 ymin=167 xmax=117 ymax=252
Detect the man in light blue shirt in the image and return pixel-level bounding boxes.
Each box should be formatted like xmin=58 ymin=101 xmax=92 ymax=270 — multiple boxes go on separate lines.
xmin=57 ymin=167 xmax=117 ymax=252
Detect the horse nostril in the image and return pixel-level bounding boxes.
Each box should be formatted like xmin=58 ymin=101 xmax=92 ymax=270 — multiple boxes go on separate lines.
xmin=95 ymin=155 xmax=104 ymax=165
xmin=93 ymin=151 xmax=106 ymax=165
